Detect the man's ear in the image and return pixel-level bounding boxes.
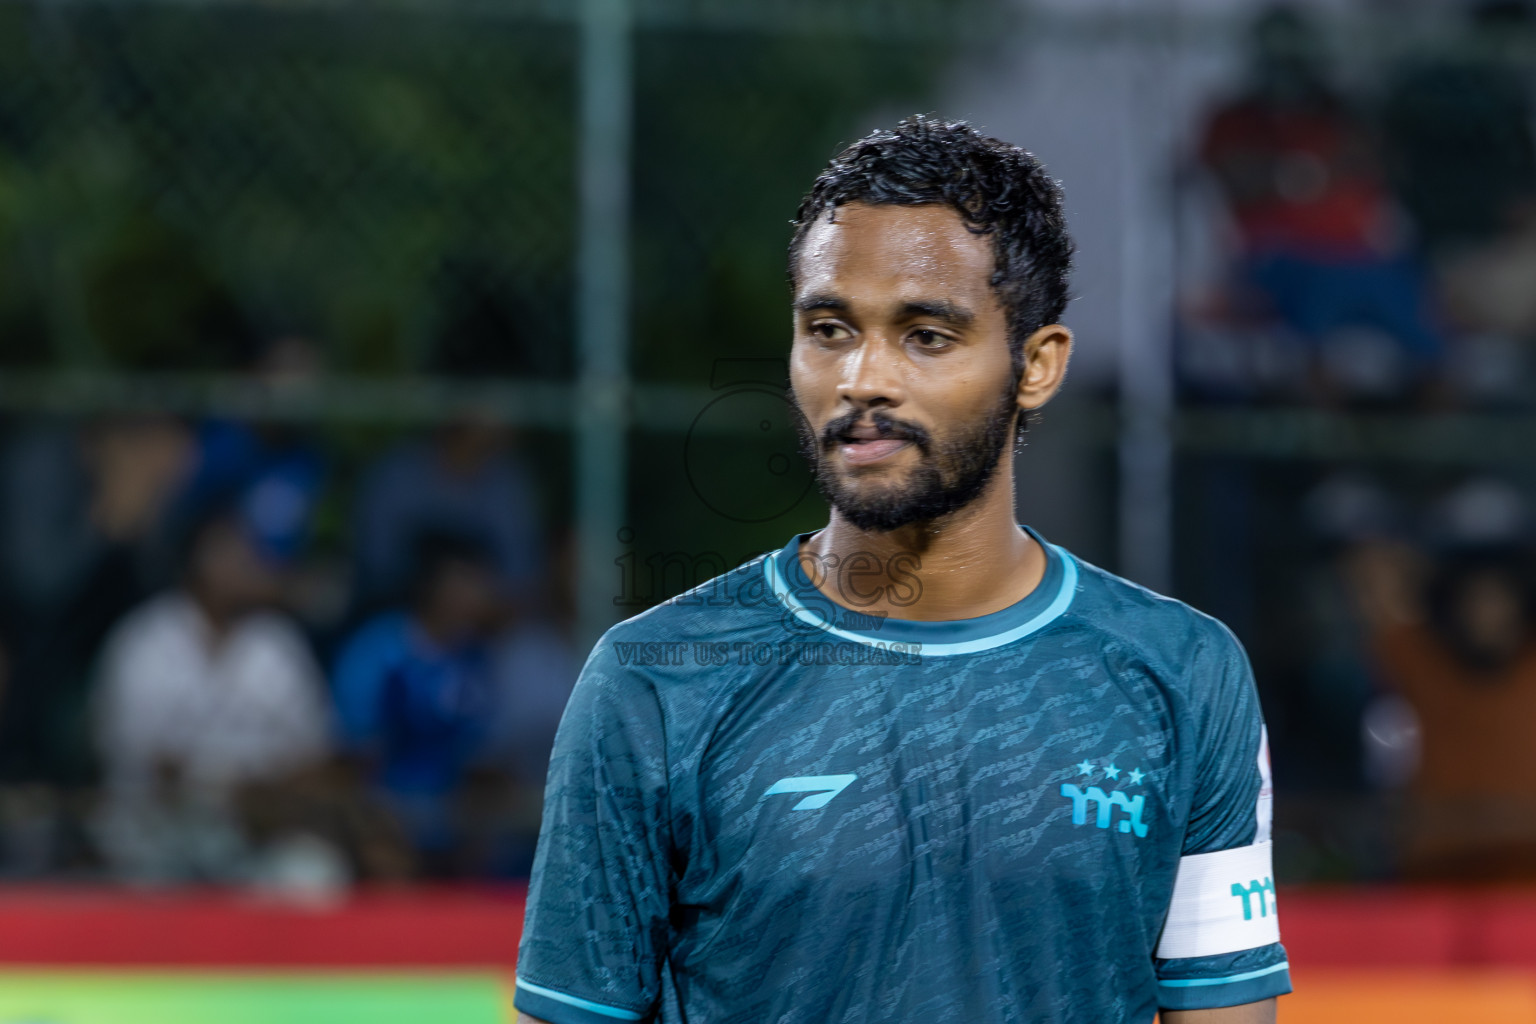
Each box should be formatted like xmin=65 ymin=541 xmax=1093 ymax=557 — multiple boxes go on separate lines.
xmin=1016 ymin=324 xmax=1073 ymax=412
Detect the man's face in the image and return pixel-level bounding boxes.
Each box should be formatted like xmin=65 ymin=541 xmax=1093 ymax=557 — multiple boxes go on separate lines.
xmin=789 ymin=202 xmax=1021 ymax=532
xmin=192 ymin=519 xmax=281 ymax=616
xmin=427 ymin=557 xmax=500 ymax=641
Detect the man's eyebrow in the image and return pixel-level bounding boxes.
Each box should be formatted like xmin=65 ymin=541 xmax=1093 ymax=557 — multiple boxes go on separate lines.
xmin=898 ymin=299 xmax=975 ymax=327
xmin=795 ymin=294 xmax=848 ymax=314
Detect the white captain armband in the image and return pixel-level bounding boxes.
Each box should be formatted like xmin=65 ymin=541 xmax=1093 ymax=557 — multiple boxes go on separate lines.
xmin=1155 ymin=841 xmax=1280 ymax=960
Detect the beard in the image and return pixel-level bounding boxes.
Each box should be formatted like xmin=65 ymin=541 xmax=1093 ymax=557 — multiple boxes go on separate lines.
xmin=794 ymin=378 xmax=1022 ymax=533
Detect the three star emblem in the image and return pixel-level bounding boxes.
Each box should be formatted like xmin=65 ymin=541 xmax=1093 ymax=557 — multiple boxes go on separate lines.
xmin=1076 ymin=760 xmax=1146 ymax=786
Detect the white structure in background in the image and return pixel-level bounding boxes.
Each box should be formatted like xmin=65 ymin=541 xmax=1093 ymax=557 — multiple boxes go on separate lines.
xmin=940 ymin=0 xmax=1436 ymax=590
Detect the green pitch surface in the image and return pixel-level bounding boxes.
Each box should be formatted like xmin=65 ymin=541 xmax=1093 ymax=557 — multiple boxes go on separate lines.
xmin=0 ymin=970 xmax=511 ymax=1023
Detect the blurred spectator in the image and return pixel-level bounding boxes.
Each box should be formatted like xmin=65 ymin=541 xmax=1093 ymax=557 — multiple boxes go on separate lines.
xmin=332 ymin=531 xmax=511 ymax=875
xmin=174 ymin=336 xmax=327 ymax=567
xmin=353 ymin=416 xmax=543 ymax=610
xmin=1350 ymin=479 xmax=1536 ymax=879
xmin=0 ymin=414 xmax=192 ymax=782
xmin=1198 ymin=5 xmax=1443 ymax=399
xmin=93 ymin=507 xmax=331 ymax=880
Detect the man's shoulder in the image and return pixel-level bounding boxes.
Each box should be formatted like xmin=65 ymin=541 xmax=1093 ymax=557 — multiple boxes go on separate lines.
xmin=567 ymin=552 xmax=790 ymax=727
xmin=337 ymin=612 xmax=413 ymax=666
xmin=1063 ymin=549 xmax=1247 ymax=670
xmin=605 ymin=551 xmax=783 ymax=644
xmin=104 ymin=592 xmax=198 ymax=656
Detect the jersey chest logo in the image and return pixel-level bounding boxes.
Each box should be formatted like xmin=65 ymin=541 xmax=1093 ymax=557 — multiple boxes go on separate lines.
xmin=1059 ymin=759 xmax=1150 ymax=838
xmin=763 ymin=774 xmax=858 ymax=810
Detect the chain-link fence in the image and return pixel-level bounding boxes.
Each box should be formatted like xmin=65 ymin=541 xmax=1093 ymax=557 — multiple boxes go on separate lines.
xmin=1 ymin=0 xmax=1536 ymax=888
xmin=0 ymin=0 xmax=1002 ymax=887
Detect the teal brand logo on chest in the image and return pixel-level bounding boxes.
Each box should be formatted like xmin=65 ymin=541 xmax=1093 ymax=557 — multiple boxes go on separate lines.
xmin=1059 ymin=760 xmax=1149 ymax=838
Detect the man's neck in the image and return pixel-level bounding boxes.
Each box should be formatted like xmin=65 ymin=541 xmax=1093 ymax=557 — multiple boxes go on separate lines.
xmin=188 ymin=589 xmax=237 ymax=650
xmin=798 ymin=469 xmax=1045 ymax=622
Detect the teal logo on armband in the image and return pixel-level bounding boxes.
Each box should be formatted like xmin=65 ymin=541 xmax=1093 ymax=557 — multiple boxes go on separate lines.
xmin=1230 ymin=877 xmax=1276 ymax=920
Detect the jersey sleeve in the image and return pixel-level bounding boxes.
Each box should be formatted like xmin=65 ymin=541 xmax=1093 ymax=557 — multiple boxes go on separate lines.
xmin=514 ymin=635 xmax=672 ymax=1024
xmin=1154 ymin=623 xmax=1292 ymax=1012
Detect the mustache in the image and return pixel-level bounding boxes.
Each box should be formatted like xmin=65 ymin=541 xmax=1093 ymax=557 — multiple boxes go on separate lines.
xmin=819 ymin=409 xmax=932 ymax=454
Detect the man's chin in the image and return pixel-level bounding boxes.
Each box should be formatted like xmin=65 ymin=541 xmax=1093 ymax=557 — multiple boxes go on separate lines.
xmin=826 ymin=476 xmax=913 ymax=508
xmin=822 ymin=462 xmax=997 ymax=533
xmin=826 ymin=485 xmax=931 ymax=532
xmin=831 ymin=503 xmax=928 ymax=534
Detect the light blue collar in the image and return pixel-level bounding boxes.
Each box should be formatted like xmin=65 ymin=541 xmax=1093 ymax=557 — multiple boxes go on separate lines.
xmin=763 ymin=525 xmax=1078 ymax=657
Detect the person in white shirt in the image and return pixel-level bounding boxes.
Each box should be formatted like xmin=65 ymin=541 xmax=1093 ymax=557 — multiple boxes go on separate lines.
xmin=95 ymin=508 xmax=329 ymax=819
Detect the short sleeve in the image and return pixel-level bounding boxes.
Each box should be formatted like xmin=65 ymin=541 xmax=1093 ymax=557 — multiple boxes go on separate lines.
xmin=514 ymin=637 xmax=672 ymax=1024
xmin=1154 ymin=625 xmax=1292 ymax=1011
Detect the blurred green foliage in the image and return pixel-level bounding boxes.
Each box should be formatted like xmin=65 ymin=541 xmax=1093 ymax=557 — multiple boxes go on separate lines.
xmin=0 ymin=0 xmax=983 ymax=381
xmin=0 ymin=3 xmax=578 ymax=374
xmin=0 ymin=0 xmax=988 ymax=588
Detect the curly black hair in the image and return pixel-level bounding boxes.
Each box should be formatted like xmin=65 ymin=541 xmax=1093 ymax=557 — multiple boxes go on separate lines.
xmin=788 ymin=116 xmax=1074 ymax=376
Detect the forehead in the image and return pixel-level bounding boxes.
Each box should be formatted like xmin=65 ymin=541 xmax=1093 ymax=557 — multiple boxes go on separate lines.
xmin=794 ymin=202 xmax=996 ymax=302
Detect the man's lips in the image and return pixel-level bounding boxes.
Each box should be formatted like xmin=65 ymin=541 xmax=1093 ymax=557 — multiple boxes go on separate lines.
xmin=838 ymin=438 xmax=910 ymax=465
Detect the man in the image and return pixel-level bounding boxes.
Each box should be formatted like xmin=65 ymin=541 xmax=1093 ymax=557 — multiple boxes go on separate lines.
xmin=515 ymin=118 xmax=1288 ymax=1023
xmin=333 ymin=531 xmax=504 ymax=872
xmin=95 ymin=506 xmax=330 ymax=879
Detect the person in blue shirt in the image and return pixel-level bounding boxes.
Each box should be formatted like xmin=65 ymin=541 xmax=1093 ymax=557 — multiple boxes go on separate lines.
xmin=173 ymin=337 xmax=329 ymax=567
xmin=352 ymin=417 xmax=545 ymax=611
xmin=515 ymin=117 xmax=1289 ymax=1024
xmin=332 ymin=531 xmax=501 ymax=871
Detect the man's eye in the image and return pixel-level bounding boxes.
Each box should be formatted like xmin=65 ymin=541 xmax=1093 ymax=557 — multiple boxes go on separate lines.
xmin=911 ymin=330 xmax=950 ymax=348
xmin=811 ymin=322 xmax=851 ymax=341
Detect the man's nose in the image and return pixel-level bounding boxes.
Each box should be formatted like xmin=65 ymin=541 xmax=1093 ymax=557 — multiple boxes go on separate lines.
xmin=840 ymin=335 xmax=906 ymax=409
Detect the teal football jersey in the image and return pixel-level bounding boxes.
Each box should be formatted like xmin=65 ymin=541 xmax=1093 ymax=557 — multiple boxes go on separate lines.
xmin=515 ymin=529 xmax=1290 ymax=1024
